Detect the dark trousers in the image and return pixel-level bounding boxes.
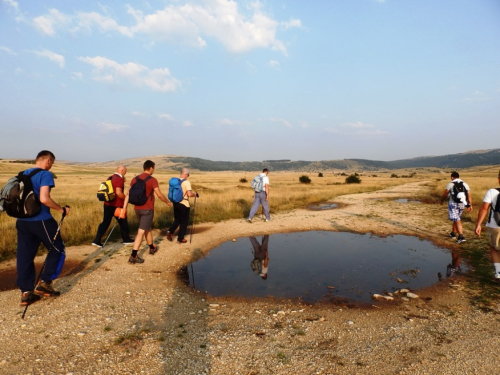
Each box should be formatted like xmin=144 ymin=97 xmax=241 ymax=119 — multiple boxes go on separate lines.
xmin=16 ymin=218 xmax=65 ymax=292
xmin=93 ymin=204 xmax=130 ymax=242
xmin=168 ymin=203 xmax=190 ymax=241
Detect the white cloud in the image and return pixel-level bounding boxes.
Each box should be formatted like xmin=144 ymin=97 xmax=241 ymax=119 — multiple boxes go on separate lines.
xmin=300 ymin=122 xmax=310 ymax=129
xmin=183 ymin=120 xmax=193 ymax=127
xmin=158 ymin=113 xmax=174 ymax=120
xmin=79 ymin=56 xmax=181 ymax=92
xmin=33 ymin=49 xmax=65 ymax=68
xmin=33 ymin=9 xmax=71 ymax=36
xmin=461 ymin=90 xmax=491 ymax=102
xmin=71 ymin=72 xmax=83 ymax=80
xmin=2 ymin=0 xmax=18 ymax=11
xmin=325 ymin=122 xmax=387 ymax=135
xmin=0 ymin=46 xmax=16 ymax=55
xmin=268 ymin=60 xmax=279 ymax=67
xmin=270 ymin=117 xmax=292 ymax=128
xmin=31 ymin=0 xmax=299 ymax=54
xmin=132 ymin=111 xmax=149 ymax=117
xmin=97 ymin=122 xmax=130 ymax=133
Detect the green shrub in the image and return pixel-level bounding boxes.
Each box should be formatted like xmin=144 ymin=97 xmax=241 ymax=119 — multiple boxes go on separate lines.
xmin=299 ymin=175 xmax=311 ymax=184
xmin=239 ymin=177 xmax=247 ymax=183
xmin=345 ymin=174 xmax=361 ymax=184
xmin=318 ymin=172 xmax=323 ymax=177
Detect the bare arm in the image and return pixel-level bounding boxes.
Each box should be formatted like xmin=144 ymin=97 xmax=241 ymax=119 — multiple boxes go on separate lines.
xmin=39 ymin=185 xmax=70 ymax=215
xmin=440 ymin=189 xmax=449 ymax=204
xmin=265 ymin=184 xmax=269 ymax=201
xmin=475 ymin=202 xmax=490 ymax=236
xmin=115 ymin=186 xmax=126 ymax=200
xmin=155 ymin=187 xmax=172 ymax=206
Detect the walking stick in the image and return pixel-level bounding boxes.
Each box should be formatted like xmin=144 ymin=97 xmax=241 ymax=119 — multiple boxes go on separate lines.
xmin=189 ymin=195 xmax=197 ymax=244
xmin=22 ymin=206 xmax=69 ymax=319
xmin=102 ymin=222 xmax=117 ymax=248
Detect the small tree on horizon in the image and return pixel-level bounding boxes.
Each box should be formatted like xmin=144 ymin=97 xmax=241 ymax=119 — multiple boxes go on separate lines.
xmin=345 ymin=174 xmax=361 ymax=184
xmin=299 ymin=175 xmax=311 ymax=184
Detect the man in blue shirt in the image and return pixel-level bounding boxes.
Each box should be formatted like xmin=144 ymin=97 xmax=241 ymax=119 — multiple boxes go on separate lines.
xmin=16 ymin=150 xmax=70 ymax=306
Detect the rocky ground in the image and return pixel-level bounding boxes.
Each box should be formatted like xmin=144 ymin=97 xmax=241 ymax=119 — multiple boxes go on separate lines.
xmin=1 ymin=181 xmax=499 ymax=375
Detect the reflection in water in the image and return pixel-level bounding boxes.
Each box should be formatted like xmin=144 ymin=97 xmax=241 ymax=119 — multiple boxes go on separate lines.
xmin=250 ymin=235 xmax=269 ymax=279
xmin=184 ymin=231 xmax=461 ymax=305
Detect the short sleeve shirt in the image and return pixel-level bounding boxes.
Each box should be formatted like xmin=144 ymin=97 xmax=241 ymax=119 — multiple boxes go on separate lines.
xmin=18 ymin=168 xmax=55 ymax=221
xmin=261 ymin=174 xmax=270 ymax=187
xmin=130 ymin=172 xmax=159 ymax=210
xmin=180 ymin=179 xmax=192 ymax=208
xmin=105 ymin=173 xmax=125 ymax=207
xmin=445 ymin=179 xmax=470 ymax=202
xmin=483 ymin=188 xmax=500 ymax=229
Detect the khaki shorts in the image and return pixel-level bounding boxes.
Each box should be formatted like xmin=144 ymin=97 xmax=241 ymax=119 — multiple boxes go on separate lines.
xmin=487 ymin=227 xmax=500 ymax=251
xmin=135 ymin=209 xmax=154 ymax=231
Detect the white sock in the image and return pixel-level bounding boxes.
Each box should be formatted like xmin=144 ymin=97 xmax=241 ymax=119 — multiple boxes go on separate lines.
xmin=494 ymin=263 xmax=500 ymax=275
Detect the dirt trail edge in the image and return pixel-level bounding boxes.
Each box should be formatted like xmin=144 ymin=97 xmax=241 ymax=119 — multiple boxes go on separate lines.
xmin=1 ymin=181 xmax=499 ymax=375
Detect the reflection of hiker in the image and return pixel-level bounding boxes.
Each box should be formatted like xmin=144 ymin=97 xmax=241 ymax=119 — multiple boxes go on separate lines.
xmin=166 ymin=168 xmax=198 ymax=244
xmin=446 ymin=250 xmax=462 ymax=277
xmin=474 ymin=170 xmax=500 ymax=280
xmin=16 ymin=151 xmax=70 ymax=306
xmin=250 ymin=235 xmax=269 ymax=279
xmin=441 ymin=171 xmax=472 ymax=244
xmin=247 ymin=168 xmax=271 ymax=222
xmin=126 ymin=160 xmax=171 ymax=264
xmin=92 ymin=165 xmax=134 ymax=247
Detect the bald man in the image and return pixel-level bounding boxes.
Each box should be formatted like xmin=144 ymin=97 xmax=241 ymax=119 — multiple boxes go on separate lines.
xmin=92 ymin=165 xmax=134 ymax=247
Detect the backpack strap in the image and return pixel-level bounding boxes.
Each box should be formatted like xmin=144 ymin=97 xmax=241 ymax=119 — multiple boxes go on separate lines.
xmin=487 ymin=188 xmax=500 ymax=224
xmin=179 ymin=179 xmax=188 ymax=201
xmin=144 ymin=175 xmax=154 ymax=201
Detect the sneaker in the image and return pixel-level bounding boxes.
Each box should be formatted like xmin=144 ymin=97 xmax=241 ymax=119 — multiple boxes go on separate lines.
xmin=122 ymin=238 xmax=134 ymax=245
xmin=166 ymin=231 xmax=173 ymax=242
xmin=449 ymin=232 xmax=456 ymax=239
xmin=149 ymin=244 xmax=158 ymax=255
xmin=20 ymin=291 xmax=41 ymax=306
xmin=128 ymin=256 xmax=144 ymax=264
xmin=92 ymin=241 xmax=103 ymax=247
xmin=247 ymin=218 xmax=253 ymax=223
xmin=495 ymin=273 xmax=500 ymax=280
xmin=178 ymin=239 xmax=187 ymax=244
xmin=35 ymin=281 xmax=61 ymax=297
xmin=265 ymin=218 xmax=271 ymax=222
xmin=456 ymin=235 xmax=466 ymax=244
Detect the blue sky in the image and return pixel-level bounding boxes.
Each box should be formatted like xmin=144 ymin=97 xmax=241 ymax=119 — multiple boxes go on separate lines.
xmin=1 ymin=0 xmax=499 ymax=163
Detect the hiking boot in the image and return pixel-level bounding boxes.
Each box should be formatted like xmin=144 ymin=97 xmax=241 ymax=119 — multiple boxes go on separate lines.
xmin=122 ymin=238 xmax=134 ymax=245
xmin=149 ymin=244 xmax=158 ymax=255
xmin=449 ymin=232 xmax=456 ymax=239
xmin=247 ymin=218 xmax=253 ymax=223
xmin=92 ymin=241 xmax=103 ymax=247
xmin=178 ymin=239 xmax=187 ymax=244
xmin=456 ymin=235 xmax=466 ymax=244
xmin=20 ymin=291 xmax=41 ymax=306
xmin=166 ymin=231 xmax=173 ymax=242
xmin=128 ymin=256 xmax=144 ymax=264
xmin=35 ymin=281 xmax=61 ymax=297
xmin=495 ymin=273 xmax=500 ymax=281
xmin=265 ymin=218 xmax=271 ymax=222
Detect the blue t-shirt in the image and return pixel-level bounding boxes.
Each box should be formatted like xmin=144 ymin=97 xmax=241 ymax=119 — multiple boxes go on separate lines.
xmin=18 ymin=168 xmax=55 ymax=221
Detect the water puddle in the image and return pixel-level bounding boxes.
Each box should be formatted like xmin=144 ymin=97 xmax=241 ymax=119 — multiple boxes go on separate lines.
xmin=183 ymin=231 xmax=461 ymax=305
xmin=394 ymin=198 xmax=421 ymax=204
xmin=307 ymin=202 xmax=339 ymax=210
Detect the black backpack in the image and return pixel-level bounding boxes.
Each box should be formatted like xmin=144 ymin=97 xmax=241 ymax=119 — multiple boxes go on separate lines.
xmin=451 ymin=181 xmax=469 ymax=205
xmin=128 ymin=175 xmax=153 ymax=206
xmin=0 ymin=168 xmax=43 ymax=218
xmin=489 ymin=188 xmax=500 ymax=226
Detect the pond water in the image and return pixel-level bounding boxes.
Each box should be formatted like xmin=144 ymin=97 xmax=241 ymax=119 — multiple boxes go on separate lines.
xmin=307 ymin=202 xmax=339 ymax=210
xmin=183 ymin=231 xmax=460 ymax=305
xmin=394 ymin=198 xmax=421 ymax=204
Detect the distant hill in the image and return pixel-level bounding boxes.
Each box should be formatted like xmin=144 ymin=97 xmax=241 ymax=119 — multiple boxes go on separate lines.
xmin=62 ymin=149 xmax=500 ymax=172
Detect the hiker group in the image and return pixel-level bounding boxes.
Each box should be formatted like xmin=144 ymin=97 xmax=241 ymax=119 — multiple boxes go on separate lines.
xmin=3 ymin=150 xmax=500 ymax=311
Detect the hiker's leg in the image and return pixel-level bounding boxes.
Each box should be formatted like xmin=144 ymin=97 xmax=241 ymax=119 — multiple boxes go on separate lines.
xmin=145 ymin=230 xmax=153 ymax=246
xmin=116 ymin=214 xmax=131 ymax=241
xmin=262 ymin=193 xmax=270 ymax=220
xmin=168 ymin=203 xmax=182 ymax=234
xmin=93 ymin=205 xmax=114 ymax=242
xmin=178 ymin=205 xmax=191 ymax=241
xmin=16 ymin=221 xmax=41 ymax=292
xmin=39 ymin=218 xmax=65 ymax=281
xmin=249 ymin=192 xmax=261 ymax=219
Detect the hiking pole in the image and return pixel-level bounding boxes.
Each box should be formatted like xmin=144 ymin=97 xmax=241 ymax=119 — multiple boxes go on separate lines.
xmin=22 ymin=206 xmax=69 ymax=319
xmin=102 ymin=222 xmax=118 ymax=248
xmin=189 ymin=194 xmax=198 ymax=244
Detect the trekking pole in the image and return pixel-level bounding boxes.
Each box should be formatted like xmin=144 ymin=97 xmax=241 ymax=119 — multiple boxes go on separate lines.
xmin=189 ymin=195 xmax=198 ymax=244
xmin=22 ymin=206 xmax=69 ymax=319
xmin=102 ymin=222 xmax=117 ymax=248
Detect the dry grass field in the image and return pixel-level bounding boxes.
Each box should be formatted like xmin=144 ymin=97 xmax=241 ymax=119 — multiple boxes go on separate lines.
xmin=1 ymin=159 xmax=499 ymax=262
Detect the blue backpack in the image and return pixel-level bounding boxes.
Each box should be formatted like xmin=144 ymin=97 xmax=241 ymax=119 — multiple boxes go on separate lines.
xmin=251 ymin=174 xmax=264 ymax=192
xmin=168 ymin=178 xmax=185 ymax=203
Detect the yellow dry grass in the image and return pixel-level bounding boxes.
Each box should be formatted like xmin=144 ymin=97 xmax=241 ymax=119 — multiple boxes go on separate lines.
xmin=1 ymin=159 xmax=499 ymax=261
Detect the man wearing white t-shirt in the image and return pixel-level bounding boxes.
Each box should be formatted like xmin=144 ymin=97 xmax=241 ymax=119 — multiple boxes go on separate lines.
xmin=441 ymin=171 xmax=472 ymax=243
xmin=248 ymin=168 xmax=270 ymax=222
xmin=475 ymin=171 xmax=500 ymax=280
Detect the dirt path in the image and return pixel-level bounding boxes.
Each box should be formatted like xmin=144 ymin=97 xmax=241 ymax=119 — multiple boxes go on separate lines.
xmin=1 ymin=181 xmax=498 ymax=374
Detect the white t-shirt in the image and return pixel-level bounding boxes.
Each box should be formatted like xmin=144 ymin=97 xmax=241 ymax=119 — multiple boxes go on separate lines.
xmin=483 ymin=188 xmax=500 ymax=229
xmin=260 ymin=173 xmax=270 ymax=187
xmin=445 ymin=179 xmax=470 ymax=204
